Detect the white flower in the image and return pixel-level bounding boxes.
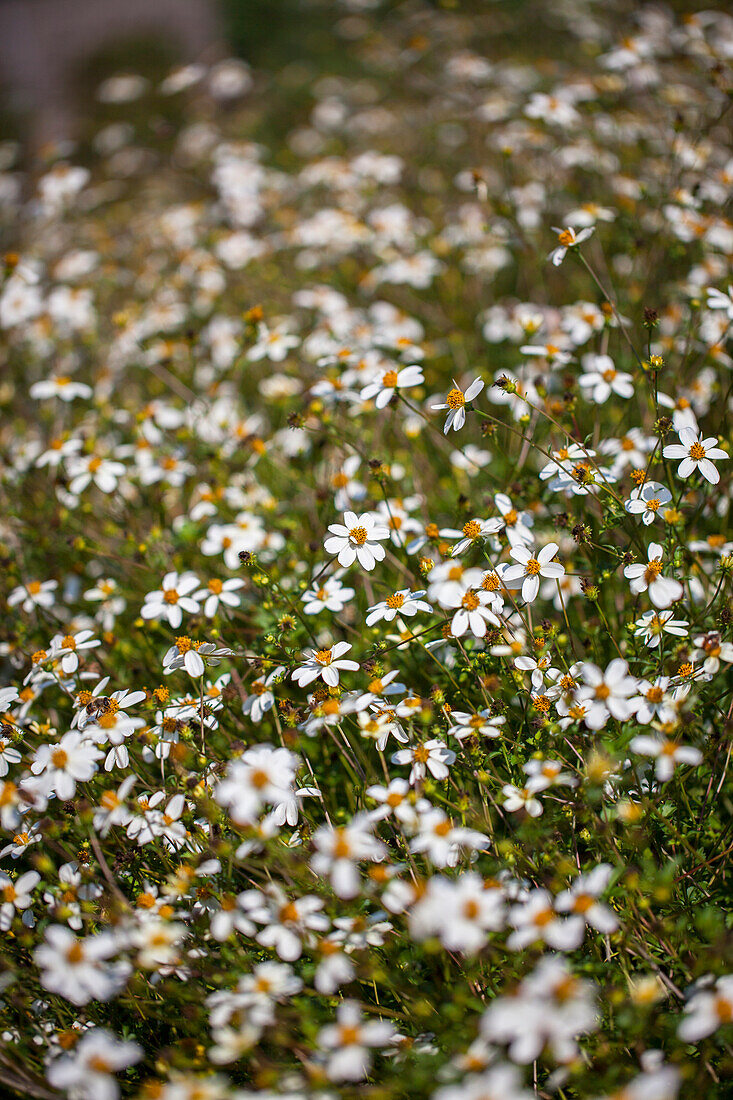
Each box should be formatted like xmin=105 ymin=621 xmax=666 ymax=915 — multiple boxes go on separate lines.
xmin=502 ymin=783 xmax=543 ymax=817
xmin=410 ymin=809 xmax=487 ymax=867
xmin=409 ymin=872 xmax=505 ymax=954
xmin=503 ymin=542 xmax=564 ymax=603
xmin=663 ymin=427 xmax=728 ymax=485
xmin=549 ymin=224 xmax=595 ymax=265
xmin=391 ymin=740 xmax=456 ymax=785
xmin=508 ymin=888 xmax=583 ymax=951
xmin=629 ymin=735 xmax=702 ymax=781
xmin=28 ymin=731 xmax=103 ymax=799
xmin=706 ymin=285 xmax=733 ymax=320
xmin=432 ymin=377 xmax=484 ymax=433
xmin=48 ymin=629 xmax=101 ymax=674
xmin=318 ymin=1000 xmax=395 ymax=1082
xmin=163 ymin=639 xmax=233 ymax=678
xmin=678 ymin=974 xmax=733 ymax=1041
xmin=193 ymin=577 xmax=244 ymax=617
xmin=434 ymin=1064 xmax=533 ymax=1100
xmin=0 ymin=869 xmax=40 ymax=930
xmin=324 ymin=510 xmax=390 ymax=570
xmin=30 ymin=375 xmax=93 ymax=401
xmin=445 ymin=516 xmax=503 ymax=556
xmin=634 ymin=609 xmax=689 ymax=649
xmin=449 ymin=587 xmax=501 ymax=638
xmin=481 ymin=956 xmax=598 ymax=1063
xmin=141 ymin=571 xmax=201 ymax=628
xmin=624 ymin=481 xmax=673 ymax=525
xmin=554 ymin=864 xmax=618 ymax=935
xmin=448 ymin=709 xmax=506 ymax=741
xmin=579 ymin=354 xmax=634 ymax=402
xmin=577 ymin=659 xmax=638 ymax=729
xmin=361 ymin=364 xmax=424 ymax=408
xmin=624 ymin=542 xmax=683 ymax=609
xmin=67 ymin=455 xmax=126 ymax=495
xmin=47 ymin=1028 xmax=142 ymax=1100
xmin=302 ymin=573 xmax=355 ymax=614
xmin=215 ymin=745 xmax=299 ymax=826
xmin=693 ymin=631 xmax=733 ymax=675
xmin=247 ymin=322 xmax=299 ymax=362
xmin=366 ymin=588 xmax=430 ymax=625
xmin=242 ymin=666 xmax=285 ymax=722
xmin=311 ymin=817 xmax=386 ymax=899
xmin=34 ymin=925 xmax=128 ymax=1005
xmin=7 ymin=579 xmax=58 ymax=612
xmin=292 ymin=641 xmax=359 ymax=688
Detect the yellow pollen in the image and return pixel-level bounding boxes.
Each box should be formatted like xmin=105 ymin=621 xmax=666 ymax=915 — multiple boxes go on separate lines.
xmin=594 ymin=684 xmax=610 ymax=701
xmin=525 ymin=557 xmax=541 ymax=576
xmin=413 ymin=744 xmax=430 ymax=763
xmin=163 ymin=589 xmax=180 ymax=604
xmin=382 ymin=369 xmax=399 ymax=387
xmin=689 ymin=442 xmax=706 ymax=460
xmin=446 ymin=388 xmax=465 ymax=410
xmin=175 ymin=636 xmax=192 ymax=652
xmin=349 ymin=526 xmax=368 ymax=545
xmin=315 ymin=649 xmax=333 ymax=665
xmin=386 ymin=593 xmax=405 ymax=609
xmin=646 ymin=686 xmax=664 ymax=703
xmin=462 ymin=591 xmax=480 ymax=610
xmin=207 ymin=578 xmax=223 ymax=594
xmin=61 ymin=635 xmax=76 ymax=650
xmin=51 ymin=749 xmax=68 ymax=768
xmin=644 ymin=559 xmax=664 ymax=582
xmin=462 ymin=520 xmax=482 ymax=539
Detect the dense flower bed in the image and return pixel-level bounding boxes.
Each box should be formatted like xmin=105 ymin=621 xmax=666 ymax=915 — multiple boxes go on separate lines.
xmin=0 ymin=2 xmax=732 ymax=1097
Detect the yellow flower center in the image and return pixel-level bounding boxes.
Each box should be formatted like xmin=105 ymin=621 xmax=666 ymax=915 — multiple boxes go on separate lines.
xmin=315 ymin=649 xmax=333 ymax=665
xmin=163 ymin=589 xmax=180 ymax=604
xmin=349 ymin=526 xmax=368 ymax=545
xmin=386 ymin=592 xmax=405 ymax=609
xmin=525 ymin=557 xmax=541 ymax=576
xmin=462 ymin=520 xmax=482 ymax=540
xmin=689 ymin=442 xmax=706 ymax=460
xmin=382 ymin=369 xmax=399 ymax=388
xmin=51 ymin=749 xmax=68 ymax=768
xmin=446 ymin=387 xmax=465 ymax=410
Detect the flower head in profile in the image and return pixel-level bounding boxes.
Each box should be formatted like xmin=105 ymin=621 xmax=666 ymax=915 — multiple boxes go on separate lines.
xmin=432 ymin=377 xmax=484 ymax=433
xmin=549 ymin=224 xmax=594 ymax=265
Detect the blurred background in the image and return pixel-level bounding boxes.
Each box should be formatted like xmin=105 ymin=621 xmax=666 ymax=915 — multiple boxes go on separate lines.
xmin=1 ymin=0 xmax=727 ymax=153
xmin=0 ymin=0 xmax=344 ymax=149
